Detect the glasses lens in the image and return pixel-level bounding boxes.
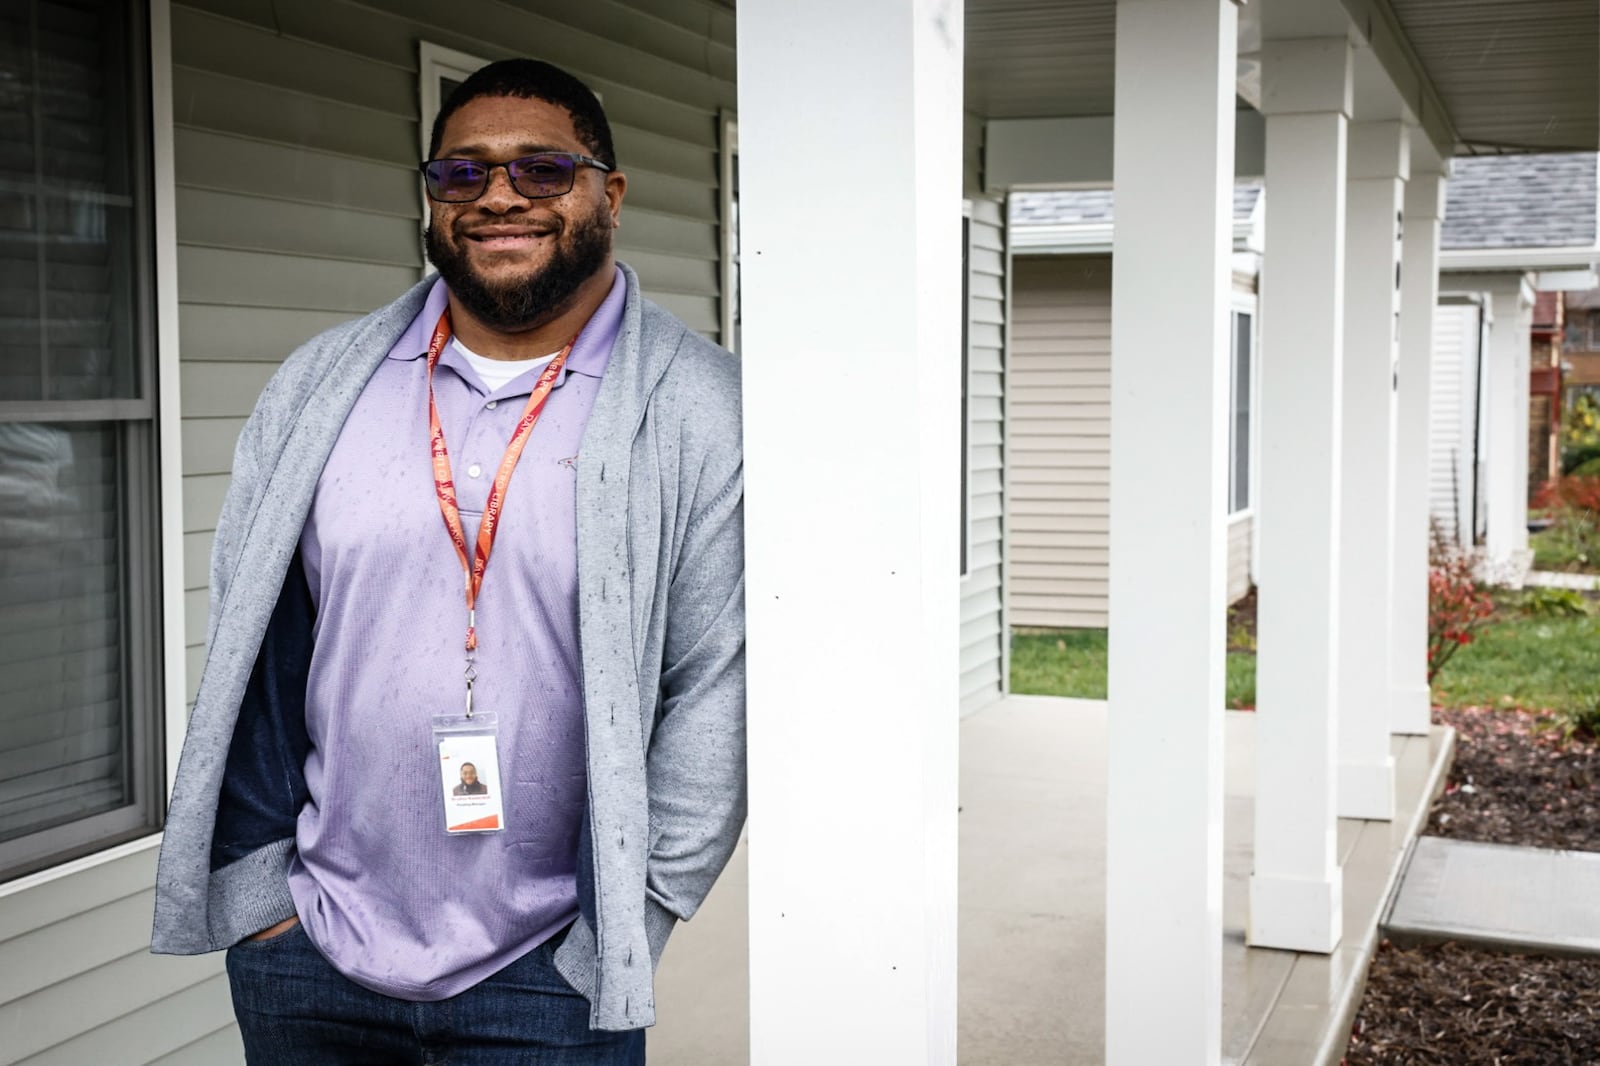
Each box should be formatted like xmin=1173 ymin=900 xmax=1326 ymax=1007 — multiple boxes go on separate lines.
xmin=426 ymin=159 xmax=488 ymax=201
xmin=507 ymin=154 xmax=576 ymax=199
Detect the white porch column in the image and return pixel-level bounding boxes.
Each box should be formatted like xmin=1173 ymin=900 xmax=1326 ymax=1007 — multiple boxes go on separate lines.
xmin=1105 ymin=2 xmax=1236 ymax=1062
xmin=1335 ymin=121 xmax=1406 ymax=821
xmin=1391 ymin=145 xmax=1446 ymax=735
xmin=738 ymin=2 xmax=961 ymax=1063
xmin=1249 ymin=36 xmax=1352 ymax=954
xmin=1485 ymin=278 xmax=1535 ymax=568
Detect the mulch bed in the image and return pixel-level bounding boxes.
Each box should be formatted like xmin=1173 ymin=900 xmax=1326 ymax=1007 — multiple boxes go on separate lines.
xmin=1344 ymin=708 xmax=1600 ymax=1064
xmin=1344 ymin=940 xmax=1600 ymax=1065
xmin=1426 ymin=706 xmax=1600 ymax=852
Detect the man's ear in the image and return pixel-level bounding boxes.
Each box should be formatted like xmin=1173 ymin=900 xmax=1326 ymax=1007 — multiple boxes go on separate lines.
xmin=605 ymin=171 xmax=627 ymax=228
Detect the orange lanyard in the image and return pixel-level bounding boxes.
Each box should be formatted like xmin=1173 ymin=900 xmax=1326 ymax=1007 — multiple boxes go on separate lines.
xmin=425 ymin=310 xmax=575 ymax=664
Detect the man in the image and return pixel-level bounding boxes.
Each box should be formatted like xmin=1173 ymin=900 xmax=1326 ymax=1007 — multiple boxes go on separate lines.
xmin=453 ymin=762 xmax=489 ymax=797
xmin=152 ymin=59 xmax=746 ymax=1063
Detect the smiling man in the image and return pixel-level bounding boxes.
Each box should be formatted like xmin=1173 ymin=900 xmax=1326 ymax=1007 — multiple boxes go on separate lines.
xmin=152 ymin=60 xmax=747 ymax=1064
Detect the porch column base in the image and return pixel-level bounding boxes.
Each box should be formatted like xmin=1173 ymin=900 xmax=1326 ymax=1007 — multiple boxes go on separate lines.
xmin=1338 ymin=756 xmax=1396 ymax=821
xmin=1248 ymin=872 xmax=1343 ymax=953
xmin=1391 ymin=683 xmax=1432 ymax=736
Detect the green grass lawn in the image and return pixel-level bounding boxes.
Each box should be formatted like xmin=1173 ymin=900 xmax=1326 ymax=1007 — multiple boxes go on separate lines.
xmin=1430 ymin=613 xmax=1600 ymax=714
xmin=1011 ymin=629 xmax=1257 ymax=708
xmin=1010 ymin=611 xmax=1598 ymax=715
xmin=1530 ymin=524 xmax=1598 ymax=574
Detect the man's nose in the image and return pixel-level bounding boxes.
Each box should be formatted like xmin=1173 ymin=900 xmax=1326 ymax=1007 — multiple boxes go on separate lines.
xmin=478 ymin=166 xmax=530 ymax=211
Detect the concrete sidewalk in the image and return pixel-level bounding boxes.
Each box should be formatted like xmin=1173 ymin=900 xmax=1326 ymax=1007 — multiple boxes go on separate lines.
xmin=1385 ymin=836 xmax=1600 ymax=956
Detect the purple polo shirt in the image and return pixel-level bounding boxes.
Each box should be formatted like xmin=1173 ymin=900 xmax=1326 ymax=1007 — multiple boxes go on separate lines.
xmin=287 ymin=268 xmax=624 ymax=1000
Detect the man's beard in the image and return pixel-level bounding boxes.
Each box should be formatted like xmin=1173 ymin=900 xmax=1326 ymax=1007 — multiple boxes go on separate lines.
xmin=424 ymin=202 xmax=612 ymax=332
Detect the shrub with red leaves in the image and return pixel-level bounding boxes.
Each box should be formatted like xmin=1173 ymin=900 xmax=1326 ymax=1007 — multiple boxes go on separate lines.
xmin=1427 ymin=553 xmax=1495 ymax=683
xmin=1532 ymin=475 xmax=1600 ymax=515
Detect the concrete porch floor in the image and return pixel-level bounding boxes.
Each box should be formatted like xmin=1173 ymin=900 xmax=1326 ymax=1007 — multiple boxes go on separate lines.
xmin=647 ymin=696 xmax=1453 ymax=1065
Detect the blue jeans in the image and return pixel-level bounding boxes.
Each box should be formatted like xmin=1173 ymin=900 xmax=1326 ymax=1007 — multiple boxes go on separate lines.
xmin=226 ymin=922 xmax=646 ymax=1065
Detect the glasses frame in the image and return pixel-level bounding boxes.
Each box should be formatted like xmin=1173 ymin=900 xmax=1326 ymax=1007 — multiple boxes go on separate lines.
xmin=419 ymin=151 xmax=614 ymax=203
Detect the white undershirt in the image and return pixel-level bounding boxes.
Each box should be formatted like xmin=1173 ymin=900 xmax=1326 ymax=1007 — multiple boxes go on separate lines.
xmin=451 ymin=336 xmax=561 ymax=393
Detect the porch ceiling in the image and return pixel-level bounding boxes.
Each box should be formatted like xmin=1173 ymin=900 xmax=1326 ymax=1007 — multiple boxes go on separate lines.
xmin=1385 ymin=0 xmax=1600 ymax=153
xmin=965 ymin=0 xmax=1115 ymax=119
xmin=960 ymin=0 xmax=1600 ymax=154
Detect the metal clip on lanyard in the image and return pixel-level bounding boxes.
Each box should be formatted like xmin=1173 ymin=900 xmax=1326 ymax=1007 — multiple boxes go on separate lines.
xmin=424 ymin=310 xmax=576 ymax=717
xmin=464 ymin=600 xmax=479 ymax=718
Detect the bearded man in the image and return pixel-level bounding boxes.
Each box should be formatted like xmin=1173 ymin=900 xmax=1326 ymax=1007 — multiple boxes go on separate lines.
xmin=151 ymin=59 xmax=746 ymax=1064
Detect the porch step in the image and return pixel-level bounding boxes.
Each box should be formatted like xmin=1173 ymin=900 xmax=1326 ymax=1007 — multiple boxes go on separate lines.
xmin=1383 ymin=836 xmax=1600 ymax=955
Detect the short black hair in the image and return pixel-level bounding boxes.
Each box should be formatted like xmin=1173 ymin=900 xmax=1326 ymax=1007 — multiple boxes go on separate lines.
xmin=428 ymin=59 xmax=616 ymax=170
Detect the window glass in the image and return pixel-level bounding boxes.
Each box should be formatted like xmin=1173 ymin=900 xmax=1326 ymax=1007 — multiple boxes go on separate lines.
xmin=0 ymin=0 xmax=142 ymax=402
xmin=1229 ymin=311 xmax=1252 ymax=514
xmin=0 ymin=422 xmax=132 ymax=841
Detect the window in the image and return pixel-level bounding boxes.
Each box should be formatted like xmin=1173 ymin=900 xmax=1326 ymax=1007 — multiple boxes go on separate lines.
xmin=0 ymin=0 xmax=163 ymax=880
xmin=418 ymin=42 xmax=490 ymax=276
xmin=418 ymin=41 xmax=490 ymax=161
xmin=1564 ymin=309 xmax=1600 ymax=353
xmin=1228 ymin=309 xmax=1253 ymax=515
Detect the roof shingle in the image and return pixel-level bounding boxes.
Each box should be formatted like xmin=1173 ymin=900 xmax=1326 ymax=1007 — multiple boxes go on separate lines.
xmin=1440 ymin=153 xmax=1596 ymax=250
xmin=1009 ymin=182 xmax=1260 ymax=227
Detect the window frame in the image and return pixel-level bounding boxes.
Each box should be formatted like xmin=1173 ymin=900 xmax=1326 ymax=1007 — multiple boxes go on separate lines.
xmin=1227 ymin=296 xmax=1258 ymax=519
xmin=418 ymin=41 xmax=492 ymax=277
xmin=0 ymin=0 xmax=168 ymax=883
xmin=719 ymin=111 xmax=739 ymax=354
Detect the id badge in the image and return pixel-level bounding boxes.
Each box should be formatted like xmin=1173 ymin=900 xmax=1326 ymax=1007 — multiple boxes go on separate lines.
xmin=432 ymin=712 xmax=506 ymax=834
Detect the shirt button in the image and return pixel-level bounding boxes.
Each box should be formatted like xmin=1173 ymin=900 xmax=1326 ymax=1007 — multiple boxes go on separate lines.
xmin=485 ymin=400 xmax=497 ymax=409
xmin=467 ymin=463 xmax=483 ymax=479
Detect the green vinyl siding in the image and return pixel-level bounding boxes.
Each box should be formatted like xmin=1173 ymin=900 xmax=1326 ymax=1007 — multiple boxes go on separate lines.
xmin=0 ymin=843 xmax=242 ymax=1065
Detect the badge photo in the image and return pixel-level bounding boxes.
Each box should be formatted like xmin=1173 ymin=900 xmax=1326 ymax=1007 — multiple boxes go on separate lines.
xmin=437 ymin=731 xmax=506 ymax=833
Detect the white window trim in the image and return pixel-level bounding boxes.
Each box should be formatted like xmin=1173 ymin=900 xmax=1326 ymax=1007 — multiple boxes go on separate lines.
xmin=418 ymin=42 xmax=491 ymax=277
xmin=719 ymin=111 xmax=738 ymax=351
xmin=153 ymin=0 xmax=186 ymax=808
xmin=419 ymin=41 xmax=492 ymax=162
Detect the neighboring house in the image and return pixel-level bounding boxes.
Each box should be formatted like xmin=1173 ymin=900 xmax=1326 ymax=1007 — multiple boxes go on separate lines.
xmin=1429 ymin=152 xmax=1600 ymax=550
xmin=1003 ymin=184 xmax=1264 ymax=627
xmin=1563 ymin=287 xmax=1600 ymax=420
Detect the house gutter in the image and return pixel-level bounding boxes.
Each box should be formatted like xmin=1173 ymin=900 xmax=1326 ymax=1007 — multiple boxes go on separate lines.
xmin=1439 ymin=246 xmax=1600 ymax=272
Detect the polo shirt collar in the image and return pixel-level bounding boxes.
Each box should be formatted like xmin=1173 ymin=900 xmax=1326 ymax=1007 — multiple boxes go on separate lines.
xmin=388 ymin=266 xmax=627 ymax=384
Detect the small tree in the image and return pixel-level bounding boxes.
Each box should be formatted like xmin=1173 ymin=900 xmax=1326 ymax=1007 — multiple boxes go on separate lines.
xmin=1427 ymin=558 xmax=1495 ymax=682
xmin=1427 ymin=529 xmax=1496 ymax=684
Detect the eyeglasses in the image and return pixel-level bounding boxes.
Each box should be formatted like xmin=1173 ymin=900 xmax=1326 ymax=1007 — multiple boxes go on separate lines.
xmin=419 ymin=152 xmax=613 ymax=203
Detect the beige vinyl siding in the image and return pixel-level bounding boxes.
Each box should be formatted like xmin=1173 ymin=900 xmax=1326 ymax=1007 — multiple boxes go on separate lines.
xmin=1429 ymin=302 xmax=1479 ymax=546
xmin=962 ymin=197 xmax=1008 ymax=715
xmin=0 ymin=845 xmax=244 ymax=1065
xmin=1007 ymin=256 xmax=1112 ymax=629
xmin=1226 ymin=514 xmax=1252 ymax=604
xmin=1007 ymin=256 xmax=1253 ymax=630
xmin=170 ymin=0 xmax=737 ymax=704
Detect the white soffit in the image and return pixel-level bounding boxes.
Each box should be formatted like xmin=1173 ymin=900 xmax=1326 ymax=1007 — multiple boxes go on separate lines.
xmin=1383 ymin=0 xmax=1600 ymax=152
xmin=963 ymin=0 xmax=1597 ymax=157
xmin=965 ymin=0 xmax=1114 ymax=119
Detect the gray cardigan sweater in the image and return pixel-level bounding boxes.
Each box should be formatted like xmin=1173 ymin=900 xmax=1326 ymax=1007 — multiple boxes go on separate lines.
xmin=151 ymin=265 xmax=747 ymax=1031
